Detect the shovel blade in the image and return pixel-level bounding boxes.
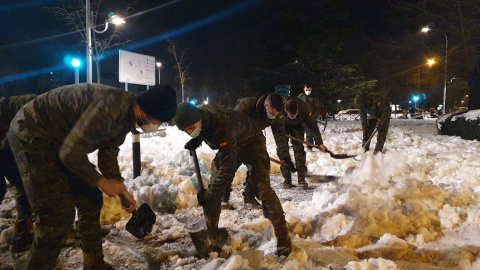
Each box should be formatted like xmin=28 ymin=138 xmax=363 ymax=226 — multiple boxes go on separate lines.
xmin=125 ymin=203 xmax=156 ymax=239
xmin=190 ymin=228 xmax=230 ymax=257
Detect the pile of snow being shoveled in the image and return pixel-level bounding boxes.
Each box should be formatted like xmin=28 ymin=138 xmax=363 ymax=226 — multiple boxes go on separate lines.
xmin=302 ymin=150 xmax=474 ymax=248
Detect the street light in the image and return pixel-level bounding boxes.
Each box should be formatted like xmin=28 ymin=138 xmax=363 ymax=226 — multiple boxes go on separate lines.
xmin=156 ymin=62 xmax=162 ymax=85
xmin=85 ymin=0 xmax=125 ymax=83
xmin=421 ymin=26 xmax=448 ymax=115
xmin=71 ymin=58 xmax=81 ymax=84
xmin=413 ymin=95 xmax=420 ymax=109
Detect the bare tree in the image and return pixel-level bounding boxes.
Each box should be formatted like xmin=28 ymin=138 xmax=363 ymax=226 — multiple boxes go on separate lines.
xmin=49 ymin=0 xmax=131 ymax=83
xmin=167 ymin=40 xmax=191 ymax=102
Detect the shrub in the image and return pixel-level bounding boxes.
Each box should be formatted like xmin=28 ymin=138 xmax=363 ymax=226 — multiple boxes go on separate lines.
xmin=437 ymin=110 xmax=480 ymax=140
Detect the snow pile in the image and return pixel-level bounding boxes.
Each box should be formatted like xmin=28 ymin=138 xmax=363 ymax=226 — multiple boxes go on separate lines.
xmin=307 ymin=150 xmax=473 ymax=247
xmin=345 ymin=258 xmax=398 ymax=270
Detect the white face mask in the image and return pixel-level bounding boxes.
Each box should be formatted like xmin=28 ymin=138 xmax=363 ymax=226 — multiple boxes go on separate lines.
xmin=140 ymin=123 xmax=160 ymax=133
xmin=305 ymin=91 xmax=311 ymax=96
xmin=190 ymin=128 xmax=202 ymax=138
xmin=266 ymin=112 xmax=275 ymax=119
xmin=138 ymin=111 xmax=161 ymax=133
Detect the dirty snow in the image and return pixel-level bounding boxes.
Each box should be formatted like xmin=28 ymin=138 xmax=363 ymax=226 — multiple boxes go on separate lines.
xmin=1 ymin=119 xmax=480 ymax=269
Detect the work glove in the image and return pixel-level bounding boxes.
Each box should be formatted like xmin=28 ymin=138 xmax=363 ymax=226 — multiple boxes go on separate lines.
xmin=317 ymin=144 xmax=327 ymax=152
xmin=185 ymin=136 xmax=203 ymax=151
xmin=197 ymin=189 xmax=206 ymax=206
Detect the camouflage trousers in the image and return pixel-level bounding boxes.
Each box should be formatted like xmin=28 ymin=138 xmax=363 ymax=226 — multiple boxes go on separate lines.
xmin=281 ymin=122 xmax=307 ymax=182
xmin=8 ymin=131 xmax=103 ymax=270
xmin=222 ymin=163 xmax=256 ymax=203
xmin=0 ymin=144 xmax=32 ymax=220
xmin=362 ymin=116 xmax=390 ymax=153
xmin=206 ymin=138 xmax=288 ymax=238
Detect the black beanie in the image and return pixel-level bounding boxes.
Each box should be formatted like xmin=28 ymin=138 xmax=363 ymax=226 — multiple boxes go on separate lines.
xmin=173 ymin=102 xmax=203 ymax=130
xmin=136 ymin=84 xmax=177 ymax=122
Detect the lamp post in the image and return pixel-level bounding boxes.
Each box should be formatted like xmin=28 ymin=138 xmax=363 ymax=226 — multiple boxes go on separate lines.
xmin=71 ymin=58 xmax=81 ymax=84
xmin=85 ymin=0 xmax=125 ymax=83
xmin=421 ymin=27 xmax=448 ymax=115
xmin=156 ymin=62 xmax=162 ymax=85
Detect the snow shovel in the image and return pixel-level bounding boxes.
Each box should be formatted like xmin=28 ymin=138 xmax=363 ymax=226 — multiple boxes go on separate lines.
xmin=119 ymin=193 xmax=156 ymax=239
xmin=189 ymin=150 xmax=231 ymax=257
xmin=285 ymin=134 xmax=357 ymax=159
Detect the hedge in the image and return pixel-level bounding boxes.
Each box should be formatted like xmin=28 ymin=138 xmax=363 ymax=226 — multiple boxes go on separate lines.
xmin=437 ymin=110 xmax=480 ymax=140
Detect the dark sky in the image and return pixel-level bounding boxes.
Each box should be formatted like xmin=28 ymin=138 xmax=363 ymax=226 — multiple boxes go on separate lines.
xmin=0 ymin=0 xmax=398 ymax=97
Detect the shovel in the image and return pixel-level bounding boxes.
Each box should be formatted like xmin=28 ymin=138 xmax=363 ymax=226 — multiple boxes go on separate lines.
xmin=269 ymin=157 xmax=297 ymax=172
xmin=189 ymin=150 xmax=231 ymax=257
xmin=362 ymin=128 xmax=378 ymax=153
xmin=119 ymin=193 xmax=156 ymax=239
xmin=285 ymin=134 xmax=357 ymax=159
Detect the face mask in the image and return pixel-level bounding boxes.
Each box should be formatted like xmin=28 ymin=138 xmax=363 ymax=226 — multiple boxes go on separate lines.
xmin=190 ymin=128 xmax=202 ymax=138
xmin=305 ymin=91 xmax=311 ymax=96
xmin=140 ymin=123 xmax=160 ymax=133
xmin=266 ymin=113 xmax=275 ymax=120
xmin=287 ymin=114 xmax=296 ymax=120
xmin=138 ymin=111 xmax=161 ymax=133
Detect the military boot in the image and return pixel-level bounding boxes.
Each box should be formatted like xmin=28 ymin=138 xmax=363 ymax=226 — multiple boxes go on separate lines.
xmin=297 ymin=172 xmax=308 ymax=189
xmin=243 ymin=191 xmax=261 ymax=208
xmin=282 ymin=175 xmax=293 ymax=189
xmin=83 ymin=252 xmax=115 ymax=270
xmin=274 ymin=224 xmax=292 ymax=257
xmin=9 ymin=218 xmax=34 ymax=253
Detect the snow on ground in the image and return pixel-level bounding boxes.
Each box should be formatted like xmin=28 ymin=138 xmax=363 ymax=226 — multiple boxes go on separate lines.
xmin=1 ymin=119 xmax=480 ymax=269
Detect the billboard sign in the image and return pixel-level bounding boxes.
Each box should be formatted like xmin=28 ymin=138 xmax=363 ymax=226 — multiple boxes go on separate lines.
xmin=119 ymin=50 xmax=156 ymax=86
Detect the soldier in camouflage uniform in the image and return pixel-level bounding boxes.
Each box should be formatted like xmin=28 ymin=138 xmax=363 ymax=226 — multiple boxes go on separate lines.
xmin=355 ymin=92 xmax=392 ymax=153
xmin=271 ymin=98 xmax=327 ymax=189
xmin=0 ymin=94 xmax=37 ymax=253
xmin=297 ymin=84 xmax=322 ymax=150
xmin=219 ymin=93 xmax=284 ymax=209
xmin=8 ymin=84 xmax=177 ymax=270
xmin=174 ymin=102 xmax=292 ymax=257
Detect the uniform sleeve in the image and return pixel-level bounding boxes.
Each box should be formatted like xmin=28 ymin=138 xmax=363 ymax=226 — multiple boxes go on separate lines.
xmin=303 ymin=114 xmax=323 ymax=145
xmin=270 ymin=115 xmax=290 ymax=160
xmin=233 ymin=100 xmax=248 ymax=115
xmin=58 ymin=97 xmax=130 ymax=186
xmin=313 ymin=96 xmax=321 ymax=116
xmin=97 ymin=134 xmax=126 ymax=180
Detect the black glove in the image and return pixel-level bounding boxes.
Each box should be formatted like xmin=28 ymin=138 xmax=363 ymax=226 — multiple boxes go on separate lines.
xmin=185 ymin=137 xmax=203 ymax=151
xmin=281 ymin=159 xmax=297 ymax=172
xmin=197 ymin=189 xmax=206 ymax=206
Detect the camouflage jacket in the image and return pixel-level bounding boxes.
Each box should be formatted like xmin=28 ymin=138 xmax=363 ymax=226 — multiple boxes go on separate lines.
xmin=271 ymin=97 xmax=323 ymax=160
xmin=297 ymin=92 xmax=321 ymax=117
xmin=234 ymin=94 xmax=273 ymax=130
xmin=0 ymin=94 xmax=37 ymax=149
xmin=197 ymin=104 xmax=263 ymax=187
xmin=358 ymin=93 xmax=392 ymax=121
xmin=10 ymin=84 xmax=137 ymax=186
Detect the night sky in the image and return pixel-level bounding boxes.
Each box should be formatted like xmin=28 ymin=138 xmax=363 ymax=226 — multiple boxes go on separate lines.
xmin=1 ymin=0 xmax=415 ymax=102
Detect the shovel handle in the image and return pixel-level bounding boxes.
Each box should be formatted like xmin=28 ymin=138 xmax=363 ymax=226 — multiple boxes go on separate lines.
xmin=269 ymin=157 xmax=297 ymax=172
xmin=191 ymin=150 xmax=206 ymax=192
xmin=119 ymin=193 xmax=132 ymax=208
xmin=286 ymin=134 xmax=320 ymax=150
